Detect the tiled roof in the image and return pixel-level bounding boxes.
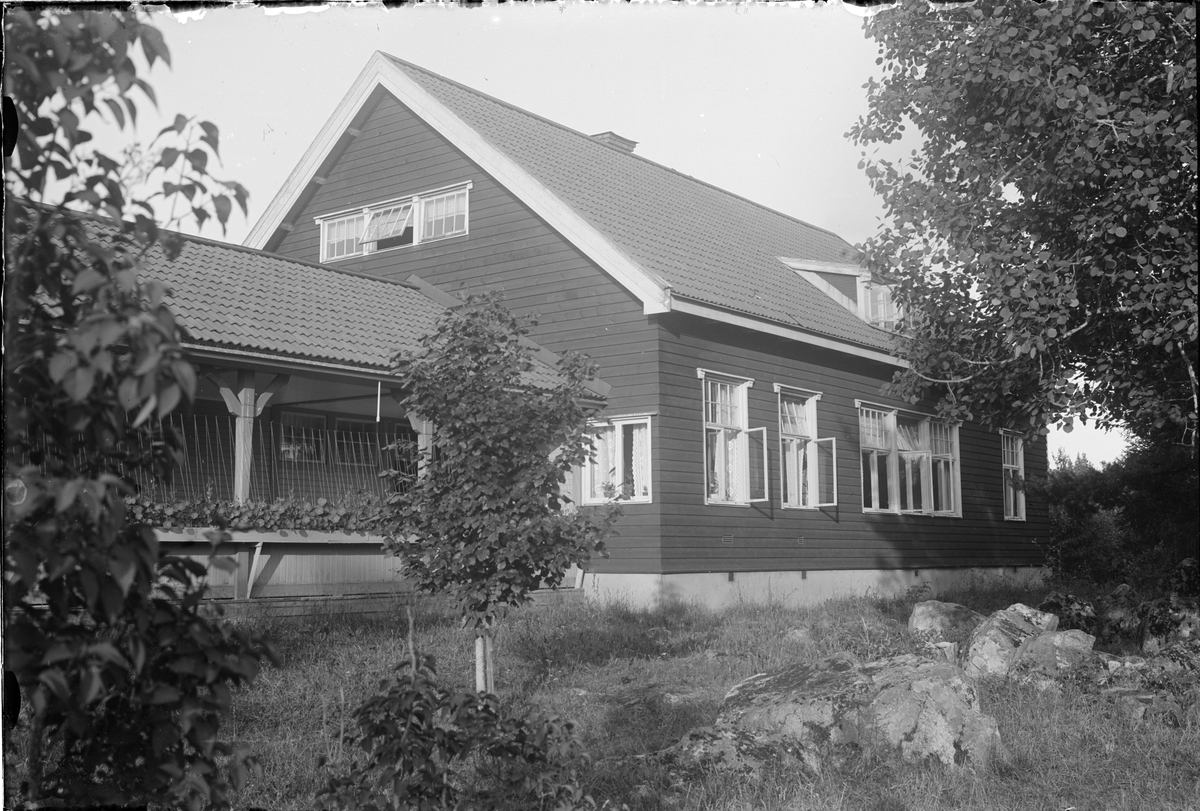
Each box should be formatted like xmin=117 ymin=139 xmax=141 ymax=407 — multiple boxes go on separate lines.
xmin=382 ymin=55 xmax=893 ymax=353
xmin=80 ymin=219 xmax=573 ymax=390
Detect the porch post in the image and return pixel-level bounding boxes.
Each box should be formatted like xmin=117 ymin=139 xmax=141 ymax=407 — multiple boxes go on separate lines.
xmin=233 ymin=370 xmax=256 ymax=505
xmin=213 ymin=371 xmax=290 ymax=599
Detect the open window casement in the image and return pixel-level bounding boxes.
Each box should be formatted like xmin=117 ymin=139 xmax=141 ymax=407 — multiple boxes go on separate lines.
xmin=858 ymin=401 xmax=960 ymax=517
xmin=858 ymin=274 xmax=900 ymax=331
xmin=776 ymin=384 xmax=837 ymax=508
xmin=699 ymin=370 xmax=768 ymax=505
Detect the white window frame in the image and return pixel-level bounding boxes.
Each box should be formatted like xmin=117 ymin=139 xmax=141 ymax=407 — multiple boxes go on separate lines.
xmin=857 ymin=272 xmax=899 ymax=331
xmin=857 ymin=401 xmax=960 ymax=517
xmin=581 ymin=415 xmax=652 ymax=504
xmin=316 ymin=181 xmax=472 ymax=262
xmin=775 ymin=384 xmax=836 ymax=509
xmin=698 ymin=369 xmax=767 ymax=506
xmin=1001 ymin=431 xmax=1026 ymax=521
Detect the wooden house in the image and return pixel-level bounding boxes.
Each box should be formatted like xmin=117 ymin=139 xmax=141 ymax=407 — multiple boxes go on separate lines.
xmin=243 ymin=53 xmax=1049 ymax=608
xmin=37 ymin=217 xmax=605 ymax=604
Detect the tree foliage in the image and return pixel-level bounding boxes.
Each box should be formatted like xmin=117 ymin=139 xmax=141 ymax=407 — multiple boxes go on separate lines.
xmin=381 ymin=296 xmax=617 ymax=634
xmin=1032 ymin=445 xmax=1199 ymax=585
xmin=850 ymin=1 xmax=1197 ymax=445
xmin=4 ymin=10 xmax=269 ymax=808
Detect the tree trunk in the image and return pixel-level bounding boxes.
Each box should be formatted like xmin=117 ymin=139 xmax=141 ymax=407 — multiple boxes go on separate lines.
xmin=474 ymin=630 xmax=495 ymax=694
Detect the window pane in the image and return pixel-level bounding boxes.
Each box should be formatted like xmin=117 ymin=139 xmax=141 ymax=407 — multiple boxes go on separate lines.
xmin=423 ymin=190 xmax=468 ymax=240
xmin=815 ymin=438 xmax=836 ymax=506
xmin=588 ymin=425 xmax=615 ymax=500
xmin=781 ymin=396 xmax=808 ymax=437
xmin=876 ymin=452 xmax=890 ymax=510
xmin=706 ymin=427 xmax=722 ymax=500
xmin=783 ymin=437 xmax=803 ymax=506
xmin=325 ymin=214 xmax=364 ymax=260
xmin=747 ymin=427 xmax=766 ymax=501
xmin=896 ymin=416 xmax=924 ymax=452
xmin=623 ymin=422 xmax=650 ymax=499
xmin=859 ymin=408 xmax=889 ymax=449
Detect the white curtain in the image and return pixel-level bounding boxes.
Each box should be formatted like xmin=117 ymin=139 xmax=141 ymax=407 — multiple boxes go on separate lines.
xmin=629 ymin=422 xmax=648 ymax=497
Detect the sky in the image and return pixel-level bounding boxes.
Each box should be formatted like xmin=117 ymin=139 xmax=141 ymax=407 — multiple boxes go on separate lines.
xmin=75 ymin=1 xmax=1130 ymax=465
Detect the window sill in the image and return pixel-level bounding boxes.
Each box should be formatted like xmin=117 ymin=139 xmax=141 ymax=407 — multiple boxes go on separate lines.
xmin=582 ymin=498 xmax=652 ymax=506
xmin=322 ymin=232 xmax=468 ymax=264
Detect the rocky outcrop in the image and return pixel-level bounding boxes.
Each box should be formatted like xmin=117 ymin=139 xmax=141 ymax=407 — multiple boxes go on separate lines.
xmin=1037 ymin=593 xmax=1098 ymax=633
xmin=656 ymin=652 xmax=1002 ymax=777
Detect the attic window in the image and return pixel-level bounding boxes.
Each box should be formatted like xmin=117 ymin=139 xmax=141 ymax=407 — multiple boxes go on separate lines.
xmin=861 ymin=280 xmax=899 ymax=331
xmin=316 ymin=182 xmax=471 ymax=262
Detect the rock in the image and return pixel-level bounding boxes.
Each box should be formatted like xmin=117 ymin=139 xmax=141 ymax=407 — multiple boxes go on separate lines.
xmin=1005 ymin=603 xmax=1059 ymax=632
xmin=908 ymin=601 xmax=985 ymax=643
xmin=1037 ymin=592 xmax=1097 ymax=633
xmin=960 ymin=608 xmax=1043 ymax=679
xmin=658 ymin=651 xmax=1002 ymax=776
xmin=1137 ymin=597 xmax=1200 ymax=655
xmin=1008 ymin=629 xmax=1096 ymax=679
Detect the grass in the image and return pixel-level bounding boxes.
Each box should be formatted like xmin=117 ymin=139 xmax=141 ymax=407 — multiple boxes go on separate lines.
xmin=207 ymin=579 xmax=1200 ymax=810
xmin=5 ymin=579 xmax=1196 ymax=809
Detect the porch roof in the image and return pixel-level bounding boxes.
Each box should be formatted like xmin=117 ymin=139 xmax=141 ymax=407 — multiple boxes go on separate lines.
xmin=81 ymin=217 xmax=599 ymax=394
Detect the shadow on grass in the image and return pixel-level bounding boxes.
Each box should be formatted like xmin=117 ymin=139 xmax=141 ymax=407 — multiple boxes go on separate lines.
xmin=502 ymin=599 xmax=723 ymax=681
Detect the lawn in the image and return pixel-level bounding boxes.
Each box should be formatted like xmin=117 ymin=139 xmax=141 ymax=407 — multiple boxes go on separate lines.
xmin=218 ymin=579 xmax=1200 ymax=811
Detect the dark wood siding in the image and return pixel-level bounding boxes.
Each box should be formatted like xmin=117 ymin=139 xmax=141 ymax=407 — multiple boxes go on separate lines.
xmin=273 ymin=92 xmax=662 ymax=574
xmin=654 ymin=312 xmax=1049 ymax=574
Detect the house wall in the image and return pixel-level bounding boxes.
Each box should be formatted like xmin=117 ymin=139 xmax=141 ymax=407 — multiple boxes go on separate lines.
xmin=654 ymin=311 xmax=1049 ymax=575
xmin=271 ymin=91 xmax=663 ymax=574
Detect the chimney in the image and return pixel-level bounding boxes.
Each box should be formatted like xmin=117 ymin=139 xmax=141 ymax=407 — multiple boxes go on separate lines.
xmin=590 ymin=131 xmax=638 ymax=154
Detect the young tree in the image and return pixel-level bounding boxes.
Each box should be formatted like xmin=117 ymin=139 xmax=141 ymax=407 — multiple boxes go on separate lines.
xmin=381 ymin=295 xmax=618 ymax=692
xmin=849 ymin=1 xmax=1197 ymax=445
xmin=5 ymin=10 xmax=268 ymax=807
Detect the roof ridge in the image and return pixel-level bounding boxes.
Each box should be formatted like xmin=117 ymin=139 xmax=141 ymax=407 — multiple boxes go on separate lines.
xmin=379 ymin=53 xmax=860 ymax=252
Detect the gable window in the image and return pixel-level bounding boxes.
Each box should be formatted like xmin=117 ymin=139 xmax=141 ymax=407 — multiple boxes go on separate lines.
xmin=699 ymin=370 xmax=767 ymax=505
xmin=582 ymin=416 xmax=651 ymax=503
xmin=1001 ymin=432 xmax=1025 ymax=520
xmin=858 ymin=402 xmax=960 ymax=516
xmin=316 ymin=182 xmax=471 ymax=262
xmin=776 ymin=384 xmax=836 ymax=509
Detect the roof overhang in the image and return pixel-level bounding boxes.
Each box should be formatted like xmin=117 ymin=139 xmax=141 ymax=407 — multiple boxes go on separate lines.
xmin=245 ymin=52 xmax=672 ymax=316
xmin=667 ymin=298 xmax=906 ymax=369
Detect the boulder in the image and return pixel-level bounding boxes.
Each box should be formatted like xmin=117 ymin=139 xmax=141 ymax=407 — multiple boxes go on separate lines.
xmin=1037 ymin=592 xmax=1098 ymax=634
xmin=1005 ymin=603 xmax=1059 ymax=632
xmin=1008 ymin=629 xmax=1096 ymax=678
xmin=657 ymin=652 xmax=1002 ymax=776
xmin=908 ymin=601 xmax=985 ymax=643
xmin=960 ymin=608 xmax=1043 ymax=679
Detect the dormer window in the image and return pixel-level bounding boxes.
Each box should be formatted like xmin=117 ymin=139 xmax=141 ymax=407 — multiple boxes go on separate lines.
xmin=777 ymin=259 xmax=900 ymax=332
xmin=861 ymin=279 xmax=899 ymax=331
xmin=316 ymin=182 xmax=471 ymax=262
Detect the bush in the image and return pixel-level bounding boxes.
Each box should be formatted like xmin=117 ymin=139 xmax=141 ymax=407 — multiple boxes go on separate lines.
xmin=315 ymin=652 xmax=594 ymax=811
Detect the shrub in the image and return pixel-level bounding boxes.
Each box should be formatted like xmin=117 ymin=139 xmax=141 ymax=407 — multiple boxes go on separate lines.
xmin=315 ymin=652 xmax=594 ymax=811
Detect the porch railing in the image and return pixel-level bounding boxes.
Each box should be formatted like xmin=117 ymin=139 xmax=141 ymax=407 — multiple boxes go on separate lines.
xmin=17 ymin=414 xmax=420 ymax=506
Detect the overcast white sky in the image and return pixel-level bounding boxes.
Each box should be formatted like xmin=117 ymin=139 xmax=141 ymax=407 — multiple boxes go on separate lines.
xmin=91 ymin=2 xmax=1129 ymax=464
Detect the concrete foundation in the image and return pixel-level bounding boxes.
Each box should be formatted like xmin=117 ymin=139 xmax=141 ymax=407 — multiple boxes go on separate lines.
xmin=582 ymin=566 xmax=1047 ymax=610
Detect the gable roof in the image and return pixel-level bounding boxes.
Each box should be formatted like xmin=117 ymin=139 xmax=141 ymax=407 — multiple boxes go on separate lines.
xmin=59 ymin=213 xmax=606 ymax=396
xmin=246 ymin=53 xmax=898 ymax=362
